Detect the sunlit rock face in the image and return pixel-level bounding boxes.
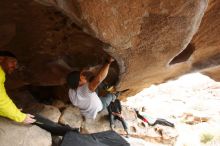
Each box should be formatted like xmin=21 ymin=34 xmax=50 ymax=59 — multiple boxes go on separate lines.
xmin=193 ymin=0 xmax=220 ymax=81
xmin=1 ymin=0 xmax=219 ymax=97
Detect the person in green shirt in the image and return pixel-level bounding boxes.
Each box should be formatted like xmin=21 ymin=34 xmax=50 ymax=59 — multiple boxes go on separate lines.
xmin=0 ymin=50 xmax=35 ymax=124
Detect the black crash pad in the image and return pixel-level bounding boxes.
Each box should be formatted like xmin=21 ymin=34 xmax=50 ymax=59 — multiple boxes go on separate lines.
xmin=61 ymin=130 xmax=130 ymax=146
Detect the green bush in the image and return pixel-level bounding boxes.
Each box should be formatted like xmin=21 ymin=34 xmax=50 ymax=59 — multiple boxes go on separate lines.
xmin=200 ymin=133 xmax=214 ymax=144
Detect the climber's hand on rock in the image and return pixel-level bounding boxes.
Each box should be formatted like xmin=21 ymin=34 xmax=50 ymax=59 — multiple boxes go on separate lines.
xmin=106 ymin=56 xmax=115 ymax=64
xmin=23 ymin=114 xmax=36 ymax=124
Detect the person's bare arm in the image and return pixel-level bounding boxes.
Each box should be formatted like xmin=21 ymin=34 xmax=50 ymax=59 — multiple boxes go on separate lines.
xmin=112 ymin=112 xmax=122 ymax=117
xmin=88 ymin=57 xmax=114 ymax=92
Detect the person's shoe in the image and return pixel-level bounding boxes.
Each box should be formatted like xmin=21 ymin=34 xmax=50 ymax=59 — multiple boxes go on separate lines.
xmin=171 ymin=123 xmax=175 ymax=128
xmin=115 ymin=91 xmax=121 ymax=98
xmin=125 ymin=129 xmax=129 ymax=138
xmin=71 ymin=127 xmax=80 ymax=133
xmin=110 ymin=124 xmax=116 ymax=130
xmin=110 ymin=124 xmax=113 ymax=130
xmin=103 ymin=83 xmax=115 ymax=92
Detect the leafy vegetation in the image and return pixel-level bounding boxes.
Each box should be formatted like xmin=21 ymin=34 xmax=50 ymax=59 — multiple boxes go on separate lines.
xmin=200 ymin=133 xmax=214 ymax=144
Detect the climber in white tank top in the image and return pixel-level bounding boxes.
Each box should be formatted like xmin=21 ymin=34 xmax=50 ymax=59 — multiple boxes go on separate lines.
xmin=67 ymin=57 xmax=116 ymax=119
xmin=69 ymin=83 xmax=103 ymax=119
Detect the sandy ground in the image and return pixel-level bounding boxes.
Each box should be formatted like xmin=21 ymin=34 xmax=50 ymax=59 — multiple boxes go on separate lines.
xmin=123 ymin=73 xmax=220 ymax=146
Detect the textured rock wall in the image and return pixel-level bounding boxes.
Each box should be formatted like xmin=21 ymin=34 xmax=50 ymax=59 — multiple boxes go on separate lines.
xmin=192 ymin=0 xmax=220 ymax=81
xmin=33 ymin=0 xmax=211 ymax=95
xmin=0 ymin=118 xmax=51 ymax=146
xmin=0 ymin=0 xmax=118 ymax=87
xmin=1 ymin=0 xmax=219 ymax=97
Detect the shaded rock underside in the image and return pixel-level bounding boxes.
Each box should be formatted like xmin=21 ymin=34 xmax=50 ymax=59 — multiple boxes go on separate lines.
xmin=0 ymin=0 xmax=220 ymax=98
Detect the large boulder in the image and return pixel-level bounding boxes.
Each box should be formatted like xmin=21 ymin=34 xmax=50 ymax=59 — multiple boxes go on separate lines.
xmin=194 ymin=0 xmax=220 ymax=81
xmin=1 ymin=0 xmax=111 ymax=87
xmin=0 ymin=117 xmax=51 ymax=146
xmin=39 ymin=105 xmax=61 ymax=123
xmin=34 ymin=0 xmax=209 ymax=95
xmin=1 ymin=0 xmax=220 ymax=97
xmin=59 ymin=105 xmax=83 ymax=128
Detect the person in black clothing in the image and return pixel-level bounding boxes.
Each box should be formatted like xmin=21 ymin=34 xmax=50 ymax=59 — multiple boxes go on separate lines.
xmin=135 ymin=109 xmax=175 ymax=128
xmin=107 ymin=99 xmax=129 ymax=136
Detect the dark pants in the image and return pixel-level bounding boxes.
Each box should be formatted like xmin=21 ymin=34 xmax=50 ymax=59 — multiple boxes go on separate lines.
xmin=109 ymin=114 xmax=128 ymax=131
xmin=33 ymin=114 xmax=79 ymax=136
xmin=150 ymin=118 xmax=174 ymax=127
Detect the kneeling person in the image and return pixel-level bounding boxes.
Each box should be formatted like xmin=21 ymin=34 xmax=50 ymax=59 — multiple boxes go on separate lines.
xmin=0 ymin=51 xmax=35 ymax=124
xmin=108 ymin=99 xmax=129 ymax=136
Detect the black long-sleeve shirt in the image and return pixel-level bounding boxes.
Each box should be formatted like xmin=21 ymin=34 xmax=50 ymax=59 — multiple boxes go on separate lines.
xmin=107 ymin=99 xmax=122 ymax=114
